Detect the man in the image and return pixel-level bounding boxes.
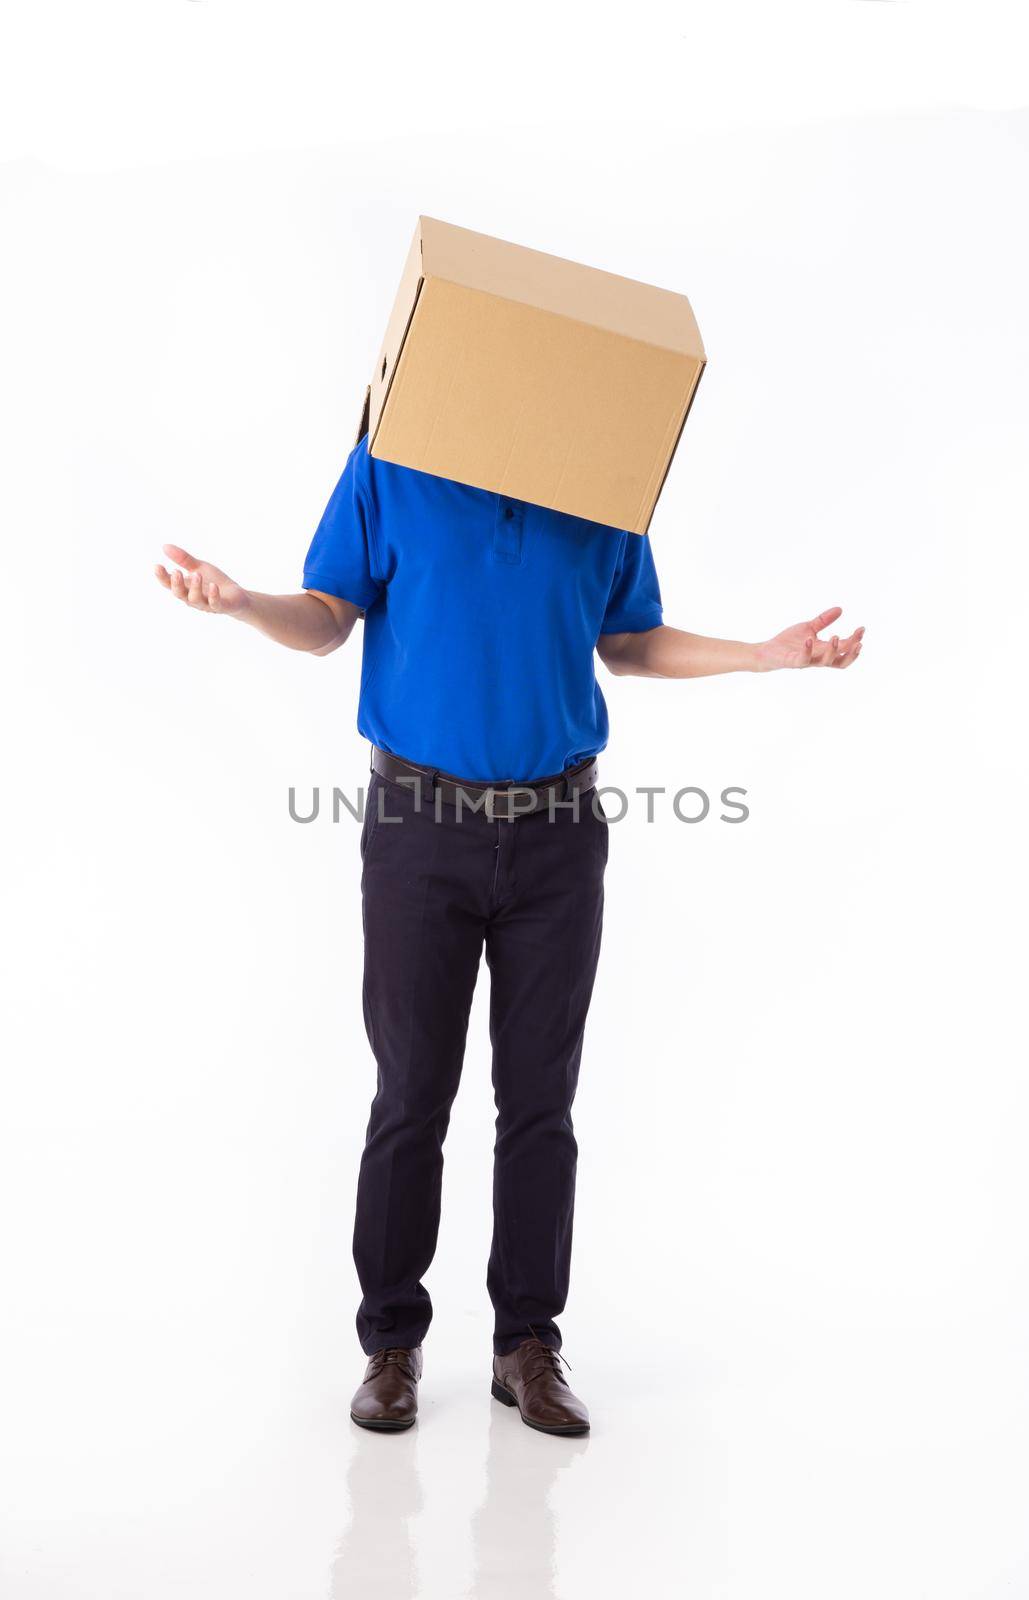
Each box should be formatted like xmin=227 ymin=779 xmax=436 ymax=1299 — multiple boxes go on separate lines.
xmin=155 ymin=436 xmax=863 ymax=1437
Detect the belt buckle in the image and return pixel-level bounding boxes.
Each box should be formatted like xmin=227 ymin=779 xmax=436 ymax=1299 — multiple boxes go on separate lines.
xmin=484 ymin=783 xmax=522 ymax=822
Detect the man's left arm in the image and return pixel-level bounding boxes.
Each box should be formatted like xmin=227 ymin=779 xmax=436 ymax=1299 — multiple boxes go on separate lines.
xmin=597 ymin=606 xmax=864 ymax=679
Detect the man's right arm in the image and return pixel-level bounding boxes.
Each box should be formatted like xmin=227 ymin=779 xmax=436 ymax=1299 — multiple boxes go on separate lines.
xmin=154 ymin=543 xmax=361 ymax=655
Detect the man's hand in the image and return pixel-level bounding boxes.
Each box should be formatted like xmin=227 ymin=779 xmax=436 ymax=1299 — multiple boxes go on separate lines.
xmin=598 ymin=607 xmax=866 ymax=679
xmin=155 ymin=544 xmax=251 ymax=617
xmin=153 ymin=544 xmax=360 ymax=654
xmin=756 ymin=607 xmax=864 ymax=672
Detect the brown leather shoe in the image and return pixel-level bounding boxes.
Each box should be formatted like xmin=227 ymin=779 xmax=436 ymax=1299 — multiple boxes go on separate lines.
xmin=491 ymin=1338 xmax=590 ymax=1436
xmin=350 ymin=1346 xmax=422 ymax=1431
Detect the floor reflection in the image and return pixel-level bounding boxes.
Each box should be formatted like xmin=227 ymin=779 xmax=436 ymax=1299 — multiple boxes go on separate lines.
xmin=467 ymin=1407 xmax=589 ymax=1599
xmin=330 ymin=1427 xmax=423 ymax=1599
xmin=329 ymin=1403 xmax=587 ymax=1599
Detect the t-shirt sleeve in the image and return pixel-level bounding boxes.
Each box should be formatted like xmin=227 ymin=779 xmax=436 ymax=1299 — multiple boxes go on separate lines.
xmin=599 ymin=531 xmax=664 ymax=634
xmin=302 ymin=442 xmax=384 ymax=610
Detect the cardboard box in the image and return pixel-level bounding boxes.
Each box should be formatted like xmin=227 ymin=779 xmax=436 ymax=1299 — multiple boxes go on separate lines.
xmin=357 ymin=217 xmax=705 ymax=535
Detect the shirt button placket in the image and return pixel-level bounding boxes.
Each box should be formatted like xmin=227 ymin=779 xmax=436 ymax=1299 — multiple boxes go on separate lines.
xmin=493 ymin=497 xmax=525 ymax=565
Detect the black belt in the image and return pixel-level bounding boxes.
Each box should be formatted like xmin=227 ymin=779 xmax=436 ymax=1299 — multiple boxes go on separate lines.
xmin=371 ymin=748 xmax=599 ymax=822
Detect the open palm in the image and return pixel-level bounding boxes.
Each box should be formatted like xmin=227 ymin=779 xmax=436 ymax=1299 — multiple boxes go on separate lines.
xmin=154 ymin=544 xmax=250 ymax=616
xmin=757 ymin=606 xmax=864 ymax=671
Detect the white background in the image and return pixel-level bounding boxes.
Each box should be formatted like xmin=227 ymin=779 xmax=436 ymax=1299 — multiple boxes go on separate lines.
xmin=2 ymin=3 xmax=1029 ymax=1597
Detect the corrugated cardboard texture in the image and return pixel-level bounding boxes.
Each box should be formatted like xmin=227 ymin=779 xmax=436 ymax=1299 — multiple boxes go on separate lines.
xmin=368 ymin=225 xmax=424 ymax=445
xmin=364 ymin=218 xmax=705 ymax=535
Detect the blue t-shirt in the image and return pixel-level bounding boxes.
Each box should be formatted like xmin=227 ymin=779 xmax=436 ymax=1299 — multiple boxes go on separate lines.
xmin=303 ymin=439 xmax=663 ymax=782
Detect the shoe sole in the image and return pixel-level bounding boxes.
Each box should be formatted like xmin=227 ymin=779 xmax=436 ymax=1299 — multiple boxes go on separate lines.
xmin=350 ymin=1412 xmax=416 ymax=1432
xmin=490 ymin=1378 xmax=590 ymax=1436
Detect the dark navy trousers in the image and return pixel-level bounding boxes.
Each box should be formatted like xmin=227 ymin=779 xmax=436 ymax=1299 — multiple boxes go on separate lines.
xmin=354 ymin=770 xmax=608 ymax=1356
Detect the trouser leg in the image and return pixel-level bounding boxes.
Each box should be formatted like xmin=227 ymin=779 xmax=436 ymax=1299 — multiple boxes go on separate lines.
xmin=354 ymin=775 xmax=491 ymax=1354
xmin=485 ymin=795 xmax=608 ymax=1354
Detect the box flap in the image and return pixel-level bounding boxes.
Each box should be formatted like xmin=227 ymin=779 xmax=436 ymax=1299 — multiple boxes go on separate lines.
xmin=419 ymin=216 xmax=704 ymax=360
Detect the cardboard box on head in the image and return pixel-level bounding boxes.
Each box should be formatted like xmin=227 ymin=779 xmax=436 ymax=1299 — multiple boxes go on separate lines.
xmin=356 ymin=217 xmax=706 ymax=536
